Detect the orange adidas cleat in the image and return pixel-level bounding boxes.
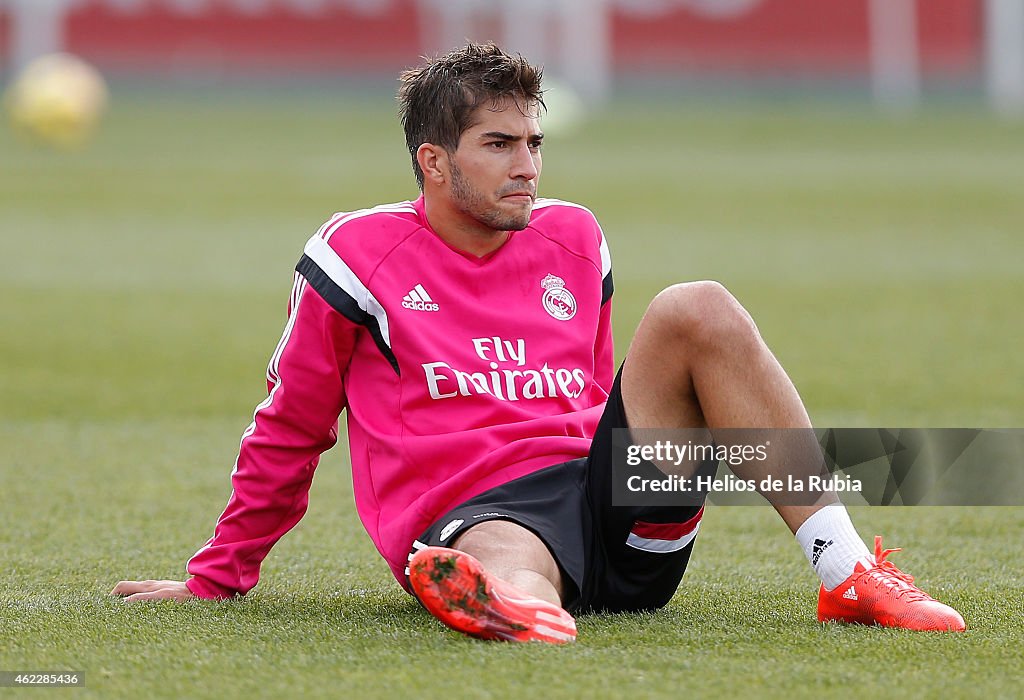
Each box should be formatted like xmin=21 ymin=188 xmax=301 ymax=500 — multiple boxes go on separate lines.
xmin=818 ymin=536 xmax=966 ymax=632
xmin=408 ymin=546 xmax=577 ymax=643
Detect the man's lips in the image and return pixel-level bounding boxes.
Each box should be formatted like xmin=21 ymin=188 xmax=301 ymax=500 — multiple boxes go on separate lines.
xmin=501 ymin=192 xmax=535 ymax=202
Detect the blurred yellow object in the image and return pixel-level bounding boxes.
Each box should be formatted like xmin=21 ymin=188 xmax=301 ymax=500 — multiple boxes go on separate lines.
xmin=540 ymin=78 xmax=585 ymax=136
xmin=4 ymin=53 xmax=109 ymax=149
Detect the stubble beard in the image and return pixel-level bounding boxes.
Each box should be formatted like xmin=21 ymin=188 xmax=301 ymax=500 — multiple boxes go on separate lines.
xmin=449 ymin=160 xmax=532 ymax=233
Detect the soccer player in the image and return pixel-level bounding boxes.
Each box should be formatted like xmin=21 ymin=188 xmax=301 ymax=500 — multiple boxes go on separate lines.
xmin=111 ymin=43 xmax=965 ymax=640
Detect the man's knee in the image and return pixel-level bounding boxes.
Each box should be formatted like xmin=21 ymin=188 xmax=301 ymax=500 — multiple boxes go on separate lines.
xmin=644 ymin=280 xmax=760 ymax=352
xmin=452 ymin=520 xmax=555 ymax=573
xmin=452 ymin=520 xmax=565 ymax=601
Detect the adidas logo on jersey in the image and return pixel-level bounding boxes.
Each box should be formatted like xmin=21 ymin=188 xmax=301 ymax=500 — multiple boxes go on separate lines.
xmin=402 ymin=284 xmax=439 ymax=312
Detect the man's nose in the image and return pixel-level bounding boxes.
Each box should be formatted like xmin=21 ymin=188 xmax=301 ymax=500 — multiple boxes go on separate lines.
xmin=510 ymin=142 xmax=539 ymax=180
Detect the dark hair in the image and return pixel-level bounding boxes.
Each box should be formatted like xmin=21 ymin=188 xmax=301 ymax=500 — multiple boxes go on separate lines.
xmin=398 ymin=42 xmax=545 ymax=189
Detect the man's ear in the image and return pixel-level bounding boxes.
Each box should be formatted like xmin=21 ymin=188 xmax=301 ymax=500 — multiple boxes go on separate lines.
xmin=417 ymin=143 xmax=449 ymax=185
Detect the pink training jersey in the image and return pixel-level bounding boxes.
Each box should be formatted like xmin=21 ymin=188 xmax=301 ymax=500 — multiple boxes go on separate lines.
xmin=185 ymin=195 xmax=614 ymax=598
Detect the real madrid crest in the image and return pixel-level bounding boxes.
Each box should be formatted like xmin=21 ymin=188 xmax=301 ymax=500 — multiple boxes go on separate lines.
xmin=540 ymin=274 xmax=577 ymax=321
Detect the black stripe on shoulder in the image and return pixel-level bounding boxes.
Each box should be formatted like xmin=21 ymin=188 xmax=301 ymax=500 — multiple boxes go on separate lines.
xmin=295 ymin=254 xmax=400 ymax=376
xmin=602 ymin=271 xmax=614 ymax=306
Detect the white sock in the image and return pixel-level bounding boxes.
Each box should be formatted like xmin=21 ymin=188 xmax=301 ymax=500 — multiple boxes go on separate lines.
xmin=795 ymin=506 xmax=873 ymax=591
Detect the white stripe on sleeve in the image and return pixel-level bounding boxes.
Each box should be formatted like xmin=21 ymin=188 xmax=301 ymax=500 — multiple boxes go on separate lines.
xmin=302 ymin=234 xmax=392 ymax=349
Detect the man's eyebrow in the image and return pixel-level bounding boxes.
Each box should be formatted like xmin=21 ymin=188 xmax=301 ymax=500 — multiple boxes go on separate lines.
xmin=479 ymin=131 xmax=545 ymax=141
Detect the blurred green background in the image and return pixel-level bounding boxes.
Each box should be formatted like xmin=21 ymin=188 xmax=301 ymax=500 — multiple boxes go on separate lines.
xmin=3 ymin=91 xmax=1022 ymax=426
xmin=2 ymin=90 xmax=1023 ymax=698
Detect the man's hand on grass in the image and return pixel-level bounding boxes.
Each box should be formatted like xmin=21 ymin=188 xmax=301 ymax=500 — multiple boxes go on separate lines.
xmin=110 ymin=580 xmax=194 ymax=603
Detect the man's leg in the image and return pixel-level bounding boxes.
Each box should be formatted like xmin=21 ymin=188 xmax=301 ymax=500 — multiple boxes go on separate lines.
xmin=620 ymin=280 xmax=833 ymax=532
xmin=619 ymin=281 xmax=965 ymax=631
xmin=451 ymin=520 xmax=565 ymax=606
xmin=405 ymin=464 xmax=587 ymax=644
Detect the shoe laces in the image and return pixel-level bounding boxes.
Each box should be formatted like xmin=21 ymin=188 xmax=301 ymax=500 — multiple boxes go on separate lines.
xmin=857 ymin=536 xmax=933 ymax=602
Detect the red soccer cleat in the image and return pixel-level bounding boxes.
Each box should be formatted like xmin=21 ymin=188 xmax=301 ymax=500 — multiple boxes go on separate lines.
xmin=408 ymin=546 xmax=577 ymax=643
xmin=818 ymin=536 xmax=966 ymax=632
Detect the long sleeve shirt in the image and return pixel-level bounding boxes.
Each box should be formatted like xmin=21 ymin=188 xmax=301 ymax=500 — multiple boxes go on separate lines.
xmin=185 ymin=195 xmax=614 ymax=597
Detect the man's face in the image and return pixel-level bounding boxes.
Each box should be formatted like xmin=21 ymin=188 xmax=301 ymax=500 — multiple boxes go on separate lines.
xmin=446 ymin=99 xmax=543 ymax=234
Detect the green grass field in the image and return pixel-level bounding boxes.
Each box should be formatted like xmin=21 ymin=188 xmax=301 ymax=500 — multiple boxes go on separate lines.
xmin=1 ymin=91 xmax=1022 ymax=698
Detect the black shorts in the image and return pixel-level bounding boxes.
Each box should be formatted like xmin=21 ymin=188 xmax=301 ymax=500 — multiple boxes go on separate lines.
xmin=410 ymin=367 xmax=706 ymax=614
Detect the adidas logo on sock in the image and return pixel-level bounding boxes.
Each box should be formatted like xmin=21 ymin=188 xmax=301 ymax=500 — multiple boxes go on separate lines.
xmin=842 ymin=585 xmax=858 ymax=601
xmin=402 ymin=284 xmax=439 ymax=312
xmin=812 ymin=538 xmax=834 ymax=566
